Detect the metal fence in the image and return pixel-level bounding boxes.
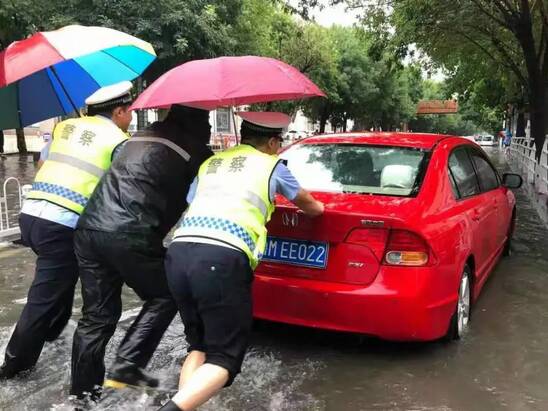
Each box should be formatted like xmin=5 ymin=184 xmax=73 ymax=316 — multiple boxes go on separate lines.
xmin=0 ymin=177 xmax=25 ymax=240
xmin=507 ymin=136 xmax=548 ymax=195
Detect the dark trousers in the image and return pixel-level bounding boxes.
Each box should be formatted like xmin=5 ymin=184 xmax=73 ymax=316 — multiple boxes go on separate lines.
xmin=165 ymin=242 xmax=253 ymax=386
xmin=70 ymin=228 xmax=177 ymax=396
xmin=2 ymin=214 xmax=78 ymax=374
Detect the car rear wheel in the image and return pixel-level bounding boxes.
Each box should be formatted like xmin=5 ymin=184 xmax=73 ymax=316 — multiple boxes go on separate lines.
xmin=445 ymin=266 xmax=472 ymax=341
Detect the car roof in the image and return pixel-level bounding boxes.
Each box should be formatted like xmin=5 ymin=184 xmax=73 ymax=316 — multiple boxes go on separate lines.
xmin=298 ymin=132 xmax=453 ymax=149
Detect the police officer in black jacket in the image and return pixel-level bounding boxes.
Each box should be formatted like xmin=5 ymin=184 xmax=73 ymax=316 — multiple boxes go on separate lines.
xmin=70 ymin=105 xmax=213 ymax=399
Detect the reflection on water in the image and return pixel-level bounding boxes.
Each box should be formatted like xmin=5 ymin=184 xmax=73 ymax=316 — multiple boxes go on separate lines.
xmin=1 ymin=148 xmax=548 ymax=410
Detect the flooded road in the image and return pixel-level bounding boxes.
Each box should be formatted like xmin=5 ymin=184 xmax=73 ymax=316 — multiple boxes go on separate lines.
xmin=1 ymin=148 xmax=548 ymax=411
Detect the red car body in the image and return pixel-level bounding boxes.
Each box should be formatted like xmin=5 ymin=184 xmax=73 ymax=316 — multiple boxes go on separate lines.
xmin=253 ymin=132 xmax=517 ymax=341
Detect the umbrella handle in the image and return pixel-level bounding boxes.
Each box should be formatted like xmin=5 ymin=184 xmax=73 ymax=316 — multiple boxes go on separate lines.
xmin=231 ymin=107 xmax=239 ymax=145
xmin=50 ymin=66 xmax=81 ymax=117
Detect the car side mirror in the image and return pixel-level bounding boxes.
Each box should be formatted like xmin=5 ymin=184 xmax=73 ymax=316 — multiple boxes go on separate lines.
xmin=502 ymin=173 xmax=522 ymax=189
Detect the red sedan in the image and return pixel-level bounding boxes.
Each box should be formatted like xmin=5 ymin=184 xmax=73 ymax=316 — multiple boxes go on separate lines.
xmin=253 ymin=132 xmax=523 ymax=341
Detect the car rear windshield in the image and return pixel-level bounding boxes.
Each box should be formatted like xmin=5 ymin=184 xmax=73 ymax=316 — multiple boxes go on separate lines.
xmin=281 ymin=144 xmax=430 ymax=196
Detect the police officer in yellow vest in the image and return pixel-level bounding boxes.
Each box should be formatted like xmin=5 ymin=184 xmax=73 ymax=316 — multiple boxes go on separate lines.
xmin=160 ymin=112 xmax=324 ymax=411
xmin=0 ymin=81 xmax=133 ymax=380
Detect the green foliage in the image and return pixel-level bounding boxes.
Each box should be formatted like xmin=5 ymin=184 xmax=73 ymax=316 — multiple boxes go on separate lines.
xmin=1 ymin=0 xmax=242 ymax=82
xmin=232 ymin=0 xmax=288 ymax=57
xmin=410 ymin=114 xmax=478 ymax=136
xmin=337 ymin=0 xmax=547 ymax=154
xmin=2 ymin=0 xmax=504 ymax=136
xmin=66 ymin=0 xmax=242 ymax=81
xmin=0 ymin=0 xmax=56 ymax=47
xmin=301 ymin=26 xmax=425 ymax=132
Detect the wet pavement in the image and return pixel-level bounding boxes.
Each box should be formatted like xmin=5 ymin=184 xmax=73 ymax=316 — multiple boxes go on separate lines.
xmin=0 ymin=148 xmax=548 ymax=410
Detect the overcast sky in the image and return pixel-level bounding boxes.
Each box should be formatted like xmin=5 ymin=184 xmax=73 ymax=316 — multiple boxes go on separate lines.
xmin=300 ymin=2 xmax=446 ymax=81
xmin=312 ymin=3 xmax=359 ymax=27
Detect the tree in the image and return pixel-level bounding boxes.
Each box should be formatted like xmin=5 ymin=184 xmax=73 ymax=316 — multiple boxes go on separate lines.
xmin=54 ymin=0 xmax=242 ymax=128
xmin=239 ymin=14 xmax=343 ymax=132
xmin=46 ymin=0 xmax=241 ymax=83
xmin=331 ymin=0 xmax=548 ymax=160
xmin=327 ymin=27 xmax=375 ymax=131
xmin=283 ymin=24 xmax=343 ymax=131
xmin=327 ymin=27 xmax=423 ymax=132
xmin=1 ymin=0 xmax=242 ymax=137
xmin=442 ymin=58 xmax=516 ymax=135
xmin=233 ymin=0 xmax=292 ymax=57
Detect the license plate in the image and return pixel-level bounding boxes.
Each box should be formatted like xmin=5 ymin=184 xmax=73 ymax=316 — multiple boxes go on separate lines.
xmin=261 ymin=236 xmax=328 ymax=269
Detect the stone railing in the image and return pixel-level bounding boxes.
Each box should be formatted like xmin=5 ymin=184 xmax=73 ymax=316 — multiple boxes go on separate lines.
xmin=2 ymin=133 xmax=47 ymax=154
xmin=507 ymin=136 xmax=548 ymax=195
xmin=0 ymin=178 xmax=26 ymax=241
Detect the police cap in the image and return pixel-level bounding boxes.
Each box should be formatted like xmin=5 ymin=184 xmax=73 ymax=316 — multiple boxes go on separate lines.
xmin=238 ymin=112 xmax=291 ymax=135
xmin=85 ymin=81 xmax=133 ymax=109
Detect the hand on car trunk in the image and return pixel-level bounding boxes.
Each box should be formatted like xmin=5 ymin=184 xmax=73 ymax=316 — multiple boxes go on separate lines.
xmin=292 ymin=189 xmax=324 ymax=217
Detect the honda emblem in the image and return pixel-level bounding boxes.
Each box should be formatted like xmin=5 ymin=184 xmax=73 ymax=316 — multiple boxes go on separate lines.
xmin=282 ymin=212 xmax=299 ymax=227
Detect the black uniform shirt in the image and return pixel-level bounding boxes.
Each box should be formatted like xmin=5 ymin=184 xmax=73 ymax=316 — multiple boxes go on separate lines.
xmin=78 ymin=119 xmax=213 ymax=244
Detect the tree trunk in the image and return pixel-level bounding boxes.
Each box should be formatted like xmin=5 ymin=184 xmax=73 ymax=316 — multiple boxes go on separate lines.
xmin=136 ymin=78 xmax=146 ymax=130
xmin=319 ymin=105 xmax=329 ymax=133
xmin=515 ymin=5 xmax=546 ymax=162
xmin=529 ymin=85 xmax=546 ymax=162
xmin=516 ymin=111 xmax=526 ymax=137
xmin=522 ymin=63 xmax=547 ymax=161
xmin=16 ymin=128 xmax=27 ymax=153
xmin=319 ymin=117 xmax=327 ymax=133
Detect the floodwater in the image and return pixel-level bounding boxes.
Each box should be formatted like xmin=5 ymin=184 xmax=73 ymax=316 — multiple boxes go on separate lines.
xmin=0 ymin=148 xmax=547 ymax=411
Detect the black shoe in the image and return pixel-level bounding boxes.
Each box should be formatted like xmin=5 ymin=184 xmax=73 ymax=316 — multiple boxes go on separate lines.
xmin=69 ymin=391 xmax=100 ymax=411
xmin=0 ymin=364 xmax=17 ymax=380
xmin=104 ymin=360 xmax=159 ymax=390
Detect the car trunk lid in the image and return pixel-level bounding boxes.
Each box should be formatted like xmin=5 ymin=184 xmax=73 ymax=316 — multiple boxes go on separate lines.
xmin=258 ymin=192 xmax=417 ymax=285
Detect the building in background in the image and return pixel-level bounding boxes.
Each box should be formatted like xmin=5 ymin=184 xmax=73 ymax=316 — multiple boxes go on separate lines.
xmin=2 ymin=107 xmax=348 ymax=154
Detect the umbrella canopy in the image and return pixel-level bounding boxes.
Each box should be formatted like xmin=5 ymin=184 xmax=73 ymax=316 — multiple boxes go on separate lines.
xmin=0 ymin=25 xmax=156 ymax=130
xmin=130 ymin=56 xmax=325 ymax=111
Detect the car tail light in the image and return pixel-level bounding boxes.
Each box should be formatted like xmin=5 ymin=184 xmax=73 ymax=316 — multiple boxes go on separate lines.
xmin=383 ymin=230 xmax=430 ymax=266
xmin=345 ymin=228 xmax=389 ymax=261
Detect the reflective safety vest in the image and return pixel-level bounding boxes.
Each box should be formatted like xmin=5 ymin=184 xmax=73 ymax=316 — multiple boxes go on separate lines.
xmin=173 ymin=144 xmax=280 ymax=269
xmin=27 ymin=116 xmax=128 ymax=214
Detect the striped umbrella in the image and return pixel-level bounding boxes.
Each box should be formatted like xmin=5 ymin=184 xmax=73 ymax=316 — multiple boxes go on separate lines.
xmin=0 ymin=25 xmax=156 ymax=130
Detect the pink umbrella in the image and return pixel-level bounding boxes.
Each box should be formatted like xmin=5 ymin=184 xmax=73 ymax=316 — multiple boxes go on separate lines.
xmin=130 ymin=56 xmax=325 ymax=110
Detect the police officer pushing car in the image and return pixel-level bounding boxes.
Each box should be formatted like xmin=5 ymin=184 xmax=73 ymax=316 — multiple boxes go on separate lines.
xmin=0 ymin=81 xmax=133 ymax=380
xmin=70 ymin=104 xmax=213 ymax=400
xmin=160 ymin=112 xmax=324 ymax=411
